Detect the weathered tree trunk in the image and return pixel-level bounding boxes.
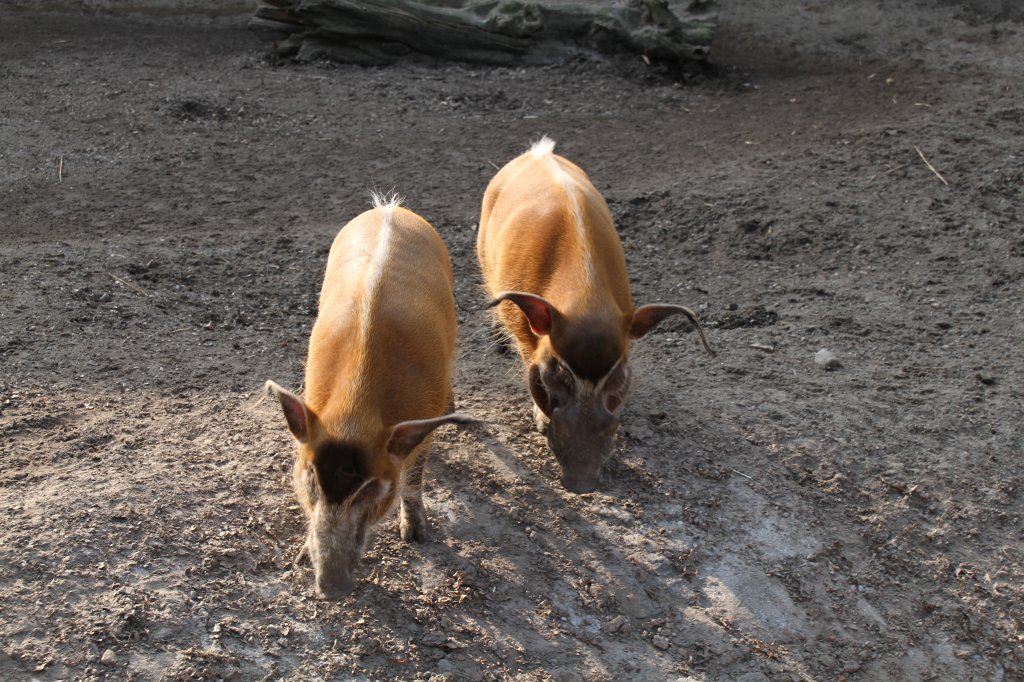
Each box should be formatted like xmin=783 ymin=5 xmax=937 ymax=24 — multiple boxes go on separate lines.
xmin=250 ymin=0 xmax=716 ymax=66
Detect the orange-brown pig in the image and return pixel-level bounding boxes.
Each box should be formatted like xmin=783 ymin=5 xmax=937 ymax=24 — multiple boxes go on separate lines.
xmin=477 ymin=138 xmax=713 ymax=493
xmin=266 ymin=196 xmax=473 ymax=599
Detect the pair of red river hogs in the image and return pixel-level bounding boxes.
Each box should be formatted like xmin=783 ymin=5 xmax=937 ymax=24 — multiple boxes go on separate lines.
xmin=265 ymin=138 xmax=714 ymax=599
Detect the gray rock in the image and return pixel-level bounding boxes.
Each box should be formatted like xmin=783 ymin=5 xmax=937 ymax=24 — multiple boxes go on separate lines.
xmin=814 ymin=349 xmax=842 ymax=370
xmin=100 ymin=649 xmax=118 ymax=666
xmin=422 ymin=632 xmax=448 ymax=647
xmin=607 ymin=615 xmax=628 ymax=632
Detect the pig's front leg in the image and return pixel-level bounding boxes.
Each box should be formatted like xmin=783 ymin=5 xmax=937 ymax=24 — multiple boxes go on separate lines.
xmin=399 ymin=450 xmax=430 ymax=542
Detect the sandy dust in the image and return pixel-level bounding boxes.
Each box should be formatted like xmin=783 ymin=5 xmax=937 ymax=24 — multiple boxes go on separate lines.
xmin=1 ymin=1 xmax=1022 ymax=680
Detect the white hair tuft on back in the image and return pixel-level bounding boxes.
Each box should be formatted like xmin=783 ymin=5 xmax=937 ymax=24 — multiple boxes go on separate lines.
xmin=529 ymin=136 xmax=556 ymax=158
xmin=370 ymin=189 xmax=403 ymax=210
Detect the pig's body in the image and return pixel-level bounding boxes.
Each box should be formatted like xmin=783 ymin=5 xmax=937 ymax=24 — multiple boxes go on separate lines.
xmin=306 ymin=201 xmax=456 ymax=444
xmin=478 ymin=138 xmax=712 ymax=493
xmin=478 ymin=138 xmax=633 ymax=381
xmin=267 ymin=197 xmax=472 ymax=599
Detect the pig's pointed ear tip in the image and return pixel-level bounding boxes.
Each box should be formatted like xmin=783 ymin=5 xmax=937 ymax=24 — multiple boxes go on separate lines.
xmin=264 ymin=379 xmax=284 ymax=394
xmin=254 ymin=380 xmax=276 ymax=407
xmin=448 ymin=413 xmax=488 ymax=429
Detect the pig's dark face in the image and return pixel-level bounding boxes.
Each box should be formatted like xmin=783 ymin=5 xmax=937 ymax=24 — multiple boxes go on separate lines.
xmin=268 ymin=380 xmax=473 ymax=600
xmin=294 ymin=442 xmax=395 ymax=600
xmin=529 ymin=356 xmax=630 ymax=493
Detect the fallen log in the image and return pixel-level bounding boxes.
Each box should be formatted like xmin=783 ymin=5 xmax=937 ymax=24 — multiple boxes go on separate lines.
xmin=250 ymin=0 xmax=717 ymax=66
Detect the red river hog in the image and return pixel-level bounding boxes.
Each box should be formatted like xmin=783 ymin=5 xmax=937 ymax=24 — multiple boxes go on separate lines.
xmin=266 ymin=195 xmax=473 ymax=599
xmin=477 ymin=138 xmax=713 ymax=493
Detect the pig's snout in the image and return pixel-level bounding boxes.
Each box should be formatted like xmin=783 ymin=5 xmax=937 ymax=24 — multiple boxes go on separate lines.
xmin=560 ymin=473 xmax=600 ymax=494
xmin=315 ymin=573 xmax=355 ymax=601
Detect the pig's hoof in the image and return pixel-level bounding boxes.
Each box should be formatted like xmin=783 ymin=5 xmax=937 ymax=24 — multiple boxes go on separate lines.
xmin=533 ymin=404 xmax=549 ymax=435
xmin=294 ymin=543 xmax=311 ymax=567
xmin=400 ymin=511 xmax=429 ymax=543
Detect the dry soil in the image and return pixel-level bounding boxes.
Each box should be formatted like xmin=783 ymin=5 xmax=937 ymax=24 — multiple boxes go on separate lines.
xmin=1 ymin=2 xmax=1022 ymax=680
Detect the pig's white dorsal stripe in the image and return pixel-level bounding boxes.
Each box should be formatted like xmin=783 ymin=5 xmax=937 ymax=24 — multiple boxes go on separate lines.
xmin=363 ymin=192 xmax=400 ymax=340
xmin=529 ymin=137 xmax=594 ymax=285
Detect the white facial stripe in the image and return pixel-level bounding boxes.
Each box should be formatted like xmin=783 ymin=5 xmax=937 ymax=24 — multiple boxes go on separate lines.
xmin=558 ymin=357 xmax=626 ymax=394
xmin=348 ymin=478 xmax=376 ymax=507
xmin=299 ymin=466 xmax=318 ymax=503
xmin=595 ymin=358 xmax=627 ymax=393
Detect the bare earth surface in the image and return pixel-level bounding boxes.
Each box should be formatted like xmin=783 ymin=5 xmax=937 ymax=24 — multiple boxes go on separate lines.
xmin=1 ymin=2 xmax=1022 ymax=680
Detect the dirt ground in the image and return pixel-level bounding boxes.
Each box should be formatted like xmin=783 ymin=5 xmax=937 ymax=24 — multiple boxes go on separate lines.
xmin=2 ymin=1 xmax=1022 ymax=680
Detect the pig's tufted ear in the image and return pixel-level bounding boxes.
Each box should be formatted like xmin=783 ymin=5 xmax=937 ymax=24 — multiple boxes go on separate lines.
xmin=265 ymin=380 xmax=312 ymax=443
xmin=386 ymin=413 xmax=478 ymax=463
xmin=629 ymin=304 xmax=715 ymax=355
xmin=488 ymin=291 xmax=561 ymax=337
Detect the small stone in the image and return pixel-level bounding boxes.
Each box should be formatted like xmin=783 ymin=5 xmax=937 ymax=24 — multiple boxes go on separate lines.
xmin=607 ymin=615 xmax=627 ymax=632
xmin=976 ymin=372 xmax=996 ymax=385
xmin=733 ymin=672 xmax=770 ymax=682
xmin=100 ymin=649 xmax=118 ymax=666
xmin=843 ymin=662 xmax=861 ymax=673
xmin=422 ymin=632 xmax=448 ymax=647
xmin=652 ymin=635 xmax=670 ymax=650
xmin=814 ymin=349 xmax=842 ymax=370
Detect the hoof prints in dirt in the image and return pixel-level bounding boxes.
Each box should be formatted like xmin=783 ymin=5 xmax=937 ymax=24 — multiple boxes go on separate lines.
xmin=709 ymin=304 xmax=779 ymax=330
xmin=165 ymin=97 xmax=241 ymax=124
